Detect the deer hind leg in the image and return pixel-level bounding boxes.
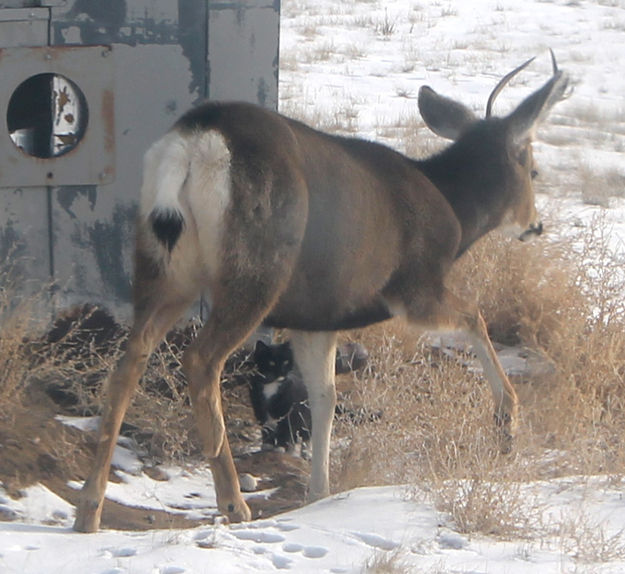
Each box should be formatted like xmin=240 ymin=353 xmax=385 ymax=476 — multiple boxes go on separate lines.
xmin=73 ymin=294 xmax=194 ymax=533
xmin=404 ymin=287 xmax=518 ymax=453
xmin=182 ymin=277 xmax=292 ymax=523
xmin=290 ymin=330 xmax=338 ymax=501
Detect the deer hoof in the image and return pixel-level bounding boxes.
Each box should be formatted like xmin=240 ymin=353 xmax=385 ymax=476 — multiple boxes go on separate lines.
xmin=494 ymin=412 xmax=514 ymax=454
xmin=222 ymin=499 xmax=252 ymax=523
xmin=498 ymin=430 xmax=514 ymax=455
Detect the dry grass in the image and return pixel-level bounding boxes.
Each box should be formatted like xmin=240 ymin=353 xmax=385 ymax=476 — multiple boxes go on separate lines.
xmin=434 ymin=478 xmax=535 ymax=539
xmin=0 ymin=265 xmax=51 ymax=419
xmin=556 ymin=511 xmax=625 ymax=563
xmin=578 ymin=165 xmax=625 ymax=206
xmin=360 ymin=548 xmax=412 ymax=573
xmin=0 ymin=300 xmax=203 ymax=462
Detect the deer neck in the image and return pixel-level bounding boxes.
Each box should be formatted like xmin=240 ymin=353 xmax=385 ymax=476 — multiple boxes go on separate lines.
xmin=416 ymin=142 xmax=507 ymax=257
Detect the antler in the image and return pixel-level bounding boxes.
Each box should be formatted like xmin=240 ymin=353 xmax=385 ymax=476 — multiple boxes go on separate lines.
xmin=485 ymin=56 xmax=536 ymax=118
xmin=549 ymin=48 xmax=558 ymax=74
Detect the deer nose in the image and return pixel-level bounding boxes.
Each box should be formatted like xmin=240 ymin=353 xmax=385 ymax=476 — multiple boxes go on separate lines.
xmin=519 ymin=221 xmax=543 ymax=242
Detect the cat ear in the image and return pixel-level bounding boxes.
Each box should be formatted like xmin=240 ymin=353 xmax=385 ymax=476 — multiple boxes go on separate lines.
xmin=255 ymin=340 xmax=269 ymax=352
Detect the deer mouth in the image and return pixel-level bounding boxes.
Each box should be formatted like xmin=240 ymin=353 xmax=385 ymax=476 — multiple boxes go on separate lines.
xmin=518 ymin=222 xmax=543 ymax=242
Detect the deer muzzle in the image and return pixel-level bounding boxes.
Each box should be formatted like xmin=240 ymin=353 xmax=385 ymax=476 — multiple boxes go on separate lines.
xmin=518 ymin=221 xmax=543 ymax=242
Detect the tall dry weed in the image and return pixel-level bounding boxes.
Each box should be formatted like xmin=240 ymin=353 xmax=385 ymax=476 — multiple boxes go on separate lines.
xmin=0 ymin=265 xmax=49 ymax=418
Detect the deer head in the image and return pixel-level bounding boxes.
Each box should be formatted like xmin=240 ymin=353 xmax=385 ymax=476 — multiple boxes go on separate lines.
xmin=418 ymin=53 xmax=568 ymax=254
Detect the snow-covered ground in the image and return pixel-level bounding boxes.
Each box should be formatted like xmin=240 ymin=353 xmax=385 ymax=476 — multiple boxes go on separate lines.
xmin=3 ymin=0 xmax=625 ymax=572
xmin=4 ymin=468 xmax=625 ymax=573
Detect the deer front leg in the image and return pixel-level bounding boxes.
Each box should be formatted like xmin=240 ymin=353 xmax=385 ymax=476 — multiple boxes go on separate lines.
xmin=444 ymin=292 xmax=518 ymax=452
xmin=464 ymin=310 xmax=519 ymax=453
xmin=290 ymin=330 xmax=338 ymax=501
xmin=405 ymin=288 xmax=518 ymax=453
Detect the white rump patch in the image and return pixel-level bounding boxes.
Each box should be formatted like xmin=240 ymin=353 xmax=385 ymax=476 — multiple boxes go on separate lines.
xmin=139 ymin=128 xmax=232 ymax=281
xmin=184 ymin=130 xmax=232 ymax=276
xmin=140 ymin=131 xmax=190 ymax=219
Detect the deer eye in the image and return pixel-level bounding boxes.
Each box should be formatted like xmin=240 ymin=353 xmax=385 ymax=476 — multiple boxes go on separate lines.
xmin=531 ymin=169 xmax=539 ymax=180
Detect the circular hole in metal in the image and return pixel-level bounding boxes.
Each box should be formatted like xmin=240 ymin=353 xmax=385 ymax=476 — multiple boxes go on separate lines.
xmin=7 ymin=73 xmax=89 ymax=159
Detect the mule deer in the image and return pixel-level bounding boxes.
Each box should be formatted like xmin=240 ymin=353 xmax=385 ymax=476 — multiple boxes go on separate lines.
xmin=74 ymin=54 xmax=568 ymax=531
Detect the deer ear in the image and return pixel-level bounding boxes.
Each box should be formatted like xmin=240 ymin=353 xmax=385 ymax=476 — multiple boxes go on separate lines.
xmin=506 ymin=71 xmax=569 ymax=146
xmin=418 ymin=86 xmax=477 ymax=140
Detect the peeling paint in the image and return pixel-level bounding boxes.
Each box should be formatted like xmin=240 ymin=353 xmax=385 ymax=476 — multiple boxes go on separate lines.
xmin=52 ymin=0 xmax=178 ymax=47
xmin=0 ymin=218 xmax=23 ymax=262
xmin=86 ymin=204 xmax=135 ymax=302
xmin=178 ymin=0 xmax=207 ymax=101
xmin=257 ymin=77 xmax=268 ymax=107
xmin=56 ymin=186 xmax=97 ymax=219
xmin=53 ymin=0 xmax=127 ymax=45
xmin=101 ymin=87 xmax=115 ymax=156
xmin=0 ymin=217 xmax=35 ymax=287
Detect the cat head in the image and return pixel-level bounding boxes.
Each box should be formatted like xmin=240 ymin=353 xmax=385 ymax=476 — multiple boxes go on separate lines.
xmin=253 ymin=340 xmax=294 ymax=381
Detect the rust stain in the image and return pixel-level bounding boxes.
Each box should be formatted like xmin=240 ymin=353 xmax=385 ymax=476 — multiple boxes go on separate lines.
xmin=101 ymin=88 xmax=115 ymax=154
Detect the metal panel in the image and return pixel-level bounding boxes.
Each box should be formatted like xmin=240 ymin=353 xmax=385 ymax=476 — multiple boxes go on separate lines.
xmin=0 ymin=0 xmax=280 ymax=320
xmin=0 ymin=45 xmax=115 ymax=188
xmin=0 ymin=4 xmax=50 ymax=304
xmin=0 ymin=8 xmax=48 ymax=47
xmin=0 ymin=7 xmax=47 ymax=20
xmin=0 ymin=187 xmax=51 ymax=292
xmin=207 ymin=0 xmax=280 ymax=107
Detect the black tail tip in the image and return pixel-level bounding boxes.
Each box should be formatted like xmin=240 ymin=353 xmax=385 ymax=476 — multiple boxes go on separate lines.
xmin=149 ymin=209 xmax=185 ymax=252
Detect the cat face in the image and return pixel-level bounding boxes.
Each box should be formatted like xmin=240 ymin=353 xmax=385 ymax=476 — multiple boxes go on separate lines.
xmin=253 ymin=340 xmax=294 ymax=382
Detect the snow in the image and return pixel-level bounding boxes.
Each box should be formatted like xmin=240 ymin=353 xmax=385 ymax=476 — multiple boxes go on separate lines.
xmin=3 ymin=0 xmax=625 ymax=572
xmin=3 ymin=475 xmax=625 ymax=573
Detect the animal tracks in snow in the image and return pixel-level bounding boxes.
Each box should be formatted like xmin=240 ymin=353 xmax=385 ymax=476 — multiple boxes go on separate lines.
xmin=0 ymin=485 xmax=431 ymax=573
xmin=351 ymin=531 xmax=399 ymax=551
xmin=100 ymin=544 xmax=188 ymax=574
xmin=301 ymin=545 xmax=329 ymax=558
xmin=230 ymin=529 xmax=286 ymax=544
xmin=281 ymin=542 xmax=328 ymax=558
xmin=218 ymin=512 xmax=404 ymax=571
xmin=101 ymin=567 xmax=186 ymax=574
xmin=225 ymin=519 xmax=329 ymax=569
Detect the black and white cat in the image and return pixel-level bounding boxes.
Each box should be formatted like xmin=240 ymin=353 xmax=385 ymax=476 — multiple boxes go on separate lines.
xmin=248 ymin=339 xmax=376 ymax=454
xmin=248 ymin=340 xmax=311 ymax=452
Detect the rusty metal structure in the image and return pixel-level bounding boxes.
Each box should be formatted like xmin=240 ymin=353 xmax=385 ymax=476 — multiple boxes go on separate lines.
xmin=0 ymin=1 xmax=280 ymax=320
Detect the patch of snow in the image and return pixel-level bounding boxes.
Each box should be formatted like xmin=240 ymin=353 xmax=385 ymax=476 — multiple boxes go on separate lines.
xmin=55 ymin=415 xmax=101 ymax=432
